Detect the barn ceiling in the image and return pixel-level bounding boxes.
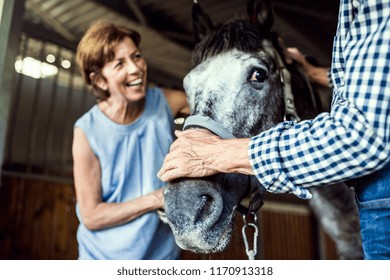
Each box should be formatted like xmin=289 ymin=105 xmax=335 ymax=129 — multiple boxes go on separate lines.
xmin=22 ymin=0 xmax=340 ymax=89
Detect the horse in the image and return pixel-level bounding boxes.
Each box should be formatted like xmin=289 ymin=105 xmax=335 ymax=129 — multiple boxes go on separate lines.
xmin=163 ymin=0 xmax=363 ymax=259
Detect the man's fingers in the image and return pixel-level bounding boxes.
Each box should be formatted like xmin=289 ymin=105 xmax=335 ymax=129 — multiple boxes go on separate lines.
xmin=160 ymin=128 xmax=218 ymax=182
xmin=174 ymin=130 xmax=184 ymax=137
xmin=158 ymin=165 xmax=189 ymax=182
xmin=158 ymin=156 xmax=173 ymax=178
xmin=159 ymin=170 xmax=176 ymax=182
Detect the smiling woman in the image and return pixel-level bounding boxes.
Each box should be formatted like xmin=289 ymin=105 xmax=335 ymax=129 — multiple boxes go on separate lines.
xmin=72 ymin=21 xmax=189 ymax=260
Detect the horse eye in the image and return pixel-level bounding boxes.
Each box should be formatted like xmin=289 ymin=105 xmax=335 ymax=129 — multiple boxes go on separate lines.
xmin=249 ymin=68 xmax=267 ymax=83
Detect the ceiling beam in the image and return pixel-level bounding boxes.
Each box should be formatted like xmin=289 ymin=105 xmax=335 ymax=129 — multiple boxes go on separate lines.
xmin=273 ymin=14 xmax=332 ymax=65
xmin=22 ymin=21 xmax=78 ymax=51
xmin=125 ymin=0 xmax=148 ymax=26
xmin=25 ymin=0 xmax=77 ymax=42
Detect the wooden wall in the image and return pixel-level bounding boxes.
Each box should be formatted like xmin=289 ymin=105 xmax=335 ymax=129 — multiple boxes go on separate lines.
xmin=0 ymin=176 xmax=337 ymax=260
xmin=0 ymin=176 xmax=78 ymax=259
xmin=182 ymin=201 xmax=338 ymax=260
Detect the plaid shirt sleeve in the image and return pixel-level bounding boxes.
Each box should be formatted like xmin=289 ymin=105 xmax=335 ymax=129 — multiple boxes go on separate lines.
xmin=248 ymin=0 xmax=390 ymax=199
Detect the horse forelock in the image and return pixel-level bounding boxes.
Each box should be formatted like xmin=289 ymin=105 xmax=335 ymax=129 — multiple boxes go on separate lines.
xmin=192 ymin=19 xmax=270 ymax=67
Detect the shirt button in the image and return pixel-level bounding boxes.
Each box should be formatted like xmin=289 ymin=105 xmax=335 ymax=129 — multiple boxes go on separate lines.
xmin=352 ymin=0 xmax=359 ymax=8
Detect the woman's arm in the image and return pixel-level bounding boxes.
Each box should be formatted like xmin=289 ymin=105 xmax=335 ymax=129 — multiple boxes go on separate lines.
xmin=286 ymin=47 xmax=331 ymax=88
xmin=162 ymin=88 xmax=190 ymax=117
xmin=72 ymin=128 xmax=164 ymax=231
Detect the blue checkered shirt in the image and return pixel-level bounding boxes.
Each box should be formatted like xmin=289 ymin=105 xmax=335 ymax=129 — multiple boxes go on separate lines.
xmin=248 ymin=0 xmax=390 ymax=199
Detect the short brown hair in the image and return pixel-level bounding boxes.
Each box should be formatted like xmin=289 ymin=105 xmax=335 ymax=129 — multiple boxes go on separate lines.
xmin=76 ymin=21 xmax=141 ymax=101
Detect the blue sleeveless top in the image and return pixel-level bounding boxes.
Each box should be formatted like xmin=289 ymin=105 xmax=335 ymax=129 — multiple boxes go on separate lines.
xmin=74 ymin=87 xmax=180 ymax=260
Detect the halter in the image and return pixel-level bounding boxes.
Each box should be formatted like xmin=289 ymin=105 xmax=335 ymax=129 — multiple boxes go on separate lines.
xmin=274 ymin=51 xmax=301 ymax=122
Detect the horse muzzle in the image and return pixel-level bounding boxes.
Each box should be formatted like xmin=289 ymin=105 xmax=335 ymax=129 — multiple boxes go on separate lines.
xmin=163 ymin=178 xmax=237 ymax=253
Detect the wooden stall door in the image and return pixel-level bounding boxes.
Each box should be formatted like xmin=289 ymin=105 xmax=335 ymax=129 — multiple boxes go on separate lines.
xmin=181 ymin=201 xmax=338 ymax=260
xmin=0 ymin=176 xmax=78 ymax=259
xmin=0 ymin=176 xmax=337 ymax=260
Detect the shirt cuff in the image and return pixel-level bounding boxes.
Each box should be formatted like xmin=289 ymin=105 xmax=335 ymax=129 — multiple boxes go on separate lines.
xmin=248 ymin=121 xmax=312 ymax=199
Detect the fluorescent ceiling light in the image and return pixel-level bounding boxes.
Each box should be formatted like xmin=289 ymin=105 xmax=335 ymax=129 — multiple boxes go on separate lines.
xmin=15 ymin=56 xmax=58 ymax=79
xmin=61 ymin=59 xmax=71 ymax=69
xmin=46 ymin=54 xmax=56 ymax=63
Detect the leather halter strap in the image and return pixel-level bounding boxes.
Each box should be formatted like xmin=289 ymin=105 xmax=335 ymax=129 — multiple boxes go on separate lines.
xmin=274 ymin=51 xmax=301 ymax=123
xmin=183 ymin=115 xmax=235 ymax=138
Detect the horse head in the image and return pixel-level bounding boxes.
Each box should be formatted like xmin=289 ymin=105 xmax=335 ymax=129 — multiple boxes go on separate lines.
xmin=163 ymin=0 xmax=321 ymax=254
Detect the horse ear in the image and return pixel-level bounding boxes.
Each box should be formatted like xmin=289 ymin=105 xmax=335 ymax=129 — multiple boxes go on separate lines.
xmin=247 ymin=0 xmax=274 ymax=32
xmin=192 ymin=0 xmax=214 ymax=43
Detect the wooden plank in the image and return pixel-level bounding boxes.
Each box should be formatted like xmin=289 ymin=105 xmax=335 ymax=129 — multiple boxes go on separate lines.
xmin=0 ymin=176 xmax=79 ymax=259
xmin=64 ymin=185 xmax=79 ymax=260
xmin=51 ymin=182 xmax=74 ymax=259
xmin=259 ymin=208 xmax=316 ymax=259
xmin=0 ymin=177 xmax=19 ymax=259
xmin=30 ymin=179 xmax=55 ymax=259
xmin=9 ymin=178 xmax=34 ymax=259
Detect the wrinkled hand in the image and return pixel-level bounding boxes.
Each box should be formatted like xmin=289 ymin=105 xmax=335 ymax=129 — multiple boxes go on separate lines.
xmin=158 ymin=129 xmax=223 ymax=182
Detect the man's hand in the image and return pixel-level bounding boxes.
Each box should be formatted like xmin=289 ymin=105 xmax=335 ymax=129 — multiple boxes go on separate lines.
xmin=158 ymin=129 xmax=253 ymax=182
xmin=158 ymin=129 xmax=222 ymax=182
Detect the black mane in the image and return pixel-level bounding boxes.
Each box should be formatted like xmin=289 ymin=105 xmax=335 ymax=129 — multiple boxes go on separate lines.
xmin=192 ymin=19 xmax=270 ymax=66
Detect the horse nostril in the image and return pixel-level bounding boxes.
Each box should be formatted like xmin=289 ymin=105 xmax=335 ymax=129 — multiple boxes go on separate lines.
xmin=164 ymin=179 xmax=224 ymax=230
xmin=196 ymin=194 xmax=213 ymax=220
xmin=194 ymin=191 xmax=223 ymax=228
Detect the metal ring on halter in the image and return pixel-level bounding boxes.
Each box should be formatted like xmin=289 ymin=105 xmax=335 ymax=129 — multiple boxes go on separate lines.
xmin=243 ymin=212 xmax=258 ymax=225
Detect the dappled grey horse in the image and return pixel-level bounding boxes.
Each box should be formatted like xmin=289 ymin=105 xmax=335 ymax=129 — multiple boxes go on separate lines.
xmin=163 ymin=0 xmax=362 ymax=259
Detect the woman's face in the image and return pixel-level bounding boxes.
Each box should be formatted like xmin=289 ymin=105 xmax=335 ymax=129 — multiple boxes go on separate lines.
xmin=98 ymin=37 xmax=147 ymax=103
